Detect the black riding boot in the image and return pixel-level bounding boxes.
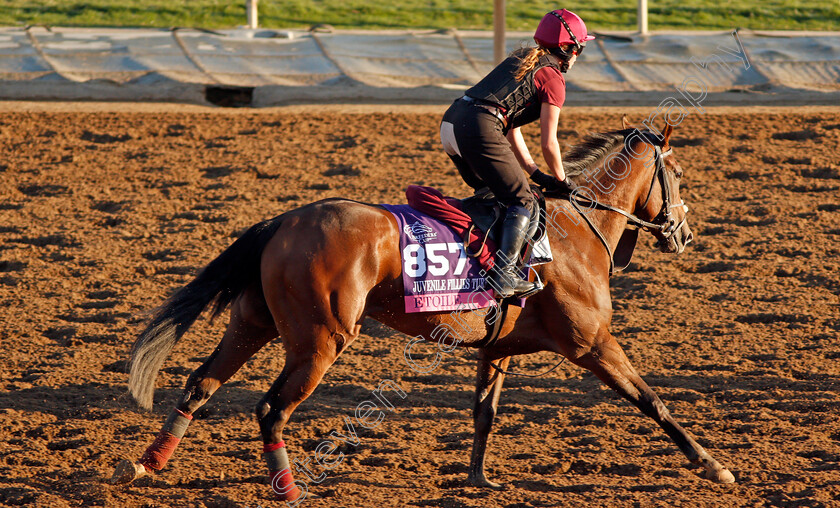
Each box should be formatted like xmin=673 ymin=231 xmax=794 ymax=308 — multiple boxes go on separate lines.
xmin=486 ymin=206 xmax=541 ymax=299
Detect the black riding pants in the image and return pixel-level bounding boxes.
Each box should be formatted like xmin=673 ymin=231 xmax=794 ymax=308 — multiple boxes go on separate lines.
xmin=440 ymin=99 xmax=532 ymax=210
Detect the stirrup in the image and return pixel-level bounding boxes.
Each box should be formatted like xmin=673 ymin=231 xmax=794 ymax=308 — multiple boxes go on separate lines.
xmin=508 ymin=265 xmax=544 ymax=299
xmin=487 ymin=267 xmax=541 ymax=299
xmin=514 ymin=280 xmax=543 ymax=299
xmin=521 ymin=265 xmax=544 ymax=297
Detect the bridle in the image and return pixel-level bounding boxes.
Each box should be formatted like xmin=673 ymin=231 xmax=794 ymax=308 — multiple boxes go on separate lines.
xmin=568 ymin=130 xmax=689 ymax=275
xmin=639 ymin=142 xmax=689 ymax=241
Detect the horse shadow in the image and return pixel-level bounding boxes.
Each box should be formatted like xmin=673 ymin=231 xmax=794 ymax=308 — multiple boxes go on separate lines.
xmin=0 ymin=381 xmax=277 ymax=505
xmin=0 ymin=381 xmax=277 ymax=420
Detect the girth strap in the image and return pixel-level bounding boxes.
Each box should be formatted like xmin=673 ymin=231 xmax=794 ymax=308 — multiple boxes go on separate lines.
xmin=474 ymin=299 xmax=510 ymax=349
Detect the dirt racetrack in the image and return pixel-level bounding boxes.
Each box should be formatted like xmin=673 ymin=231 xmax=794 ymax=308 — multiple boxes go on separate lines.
xmin=0 ymin=102 xmax=838 ymax=508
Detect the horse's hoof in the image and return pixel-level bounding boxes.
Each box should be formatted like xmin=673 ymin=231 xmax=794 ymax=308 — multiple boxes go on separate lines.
xmin=111 ymin=459 xmax=147 ymax=485
xmin=705 ymin=467 xmax=735 ymax=484
xmin=468 ymin=475 xmax=502 ymax=489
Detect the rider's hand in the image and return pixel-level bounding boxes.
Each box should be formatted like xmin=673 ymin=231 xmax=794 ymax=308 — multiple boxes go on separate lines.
xmin=530 ymin=170 xmax=574 ymax=194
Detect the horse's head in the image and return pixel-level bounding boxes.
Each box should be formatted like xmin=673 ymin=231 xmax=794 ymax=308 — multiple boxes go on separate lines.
xmin=557 ymin=124 xmax=694 ymax=269
xmin=631 ymin=123 xmax=693 ymax=254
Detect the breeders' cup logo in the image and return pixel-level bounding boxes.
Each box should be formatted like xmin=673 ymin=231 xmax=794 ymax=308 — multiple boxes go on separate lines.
xmin=404 ymin=221 xmax=437 ymax=244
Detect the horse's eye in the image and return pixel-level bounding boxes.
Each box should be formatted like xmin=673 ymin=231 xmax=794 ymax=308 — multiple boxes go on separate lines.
xmin=675 ymin=168 xmax=683 ymax=179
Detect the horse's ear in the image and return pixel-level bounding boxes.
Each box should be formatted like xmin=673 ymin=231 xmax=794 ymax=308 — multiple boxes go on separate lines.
xmin=662 ymin=123 xmax=674 ymax=146
xmin=621 ymin=115 xmax=633 ymax=129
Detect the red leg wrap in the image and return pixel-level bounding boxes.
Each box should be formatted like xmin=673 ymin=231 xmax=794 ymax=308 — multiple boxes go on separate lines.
xmin=138 ymin=408 xmax=193 ymax=471
xmin=270 ymin=468 xmax=302 ymax=501
xmin=139 ymin=431 xmax=181 ymax=470
xmin=263 ymin=441 xmax=286 ymax=453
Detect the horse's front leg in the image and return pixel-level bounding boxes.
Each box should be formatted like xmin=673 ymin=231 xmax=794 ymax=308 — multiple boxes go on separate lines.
xmin=468 ymin=353 xmax=511 ymax=488
xmin=571 ymin=329 xmax=735 ymax=483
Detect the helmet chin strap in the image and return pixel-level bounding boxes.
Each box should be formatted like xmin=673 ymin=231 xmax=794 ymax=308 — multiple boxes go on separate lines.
xmin=547 ymin=47 xmax=573 ymax=73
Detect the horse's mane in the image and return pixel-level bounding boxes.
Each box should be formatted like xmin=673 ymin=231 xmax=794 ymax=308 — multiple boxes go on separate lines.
xmin=563 ymin=128 xmax=636 ymax=179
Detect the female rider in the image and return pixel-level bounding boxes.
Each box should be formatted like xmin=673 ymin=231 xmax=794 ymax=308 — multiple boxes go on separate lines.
xmin=440 ymin=9 xmax=594 ymax=298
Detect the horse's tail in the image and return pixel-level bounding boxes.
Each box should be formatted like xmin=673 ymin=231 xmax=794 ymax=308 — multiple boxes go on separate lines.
xmin=128 ymin=215 xmax=285 ymax=410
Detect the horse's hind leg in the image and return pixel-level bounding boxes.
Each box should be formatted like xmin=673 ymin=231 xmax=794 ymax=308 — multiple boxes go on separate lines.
xmin=112 ymin=287 xmax=277 ymax=484
xmin=255 ymin=339 xmax=337 ymax=501
xmin=469 ymin=354 xmax=511 ymax=488
xmin=571 ymin=330 xmax=735 ymax=483
xmin=255 ymin=278 xmax=367 ymax=501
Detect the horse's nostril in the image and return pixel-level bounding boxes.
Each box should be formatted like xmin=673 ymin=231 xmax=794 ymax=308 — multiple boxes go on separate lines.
xmin=685 ymin=232 xmax=694 ymax=244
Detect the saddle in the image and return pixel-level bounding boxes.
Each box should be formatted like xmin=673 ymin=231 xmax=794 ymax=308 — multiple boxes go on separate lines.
xmin=402 ymin=184 xmax=547 ymax=349
xmin=461 ymin=187 xmax=549 ymax=349
xmin=458 ymin=185 xmax=548 ymax=268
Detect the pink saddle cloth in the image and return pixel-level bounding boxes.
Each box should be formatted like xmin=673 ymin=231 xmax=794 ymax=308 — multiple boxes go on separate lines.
xmin=405 ymin=185 xmax=496 ymax=270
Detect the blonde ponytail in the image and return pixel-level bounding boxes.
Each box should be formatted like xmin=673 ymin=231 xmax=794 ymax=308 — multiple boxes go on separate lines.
xmin=514 ymin=47 xmax=551 ymax=81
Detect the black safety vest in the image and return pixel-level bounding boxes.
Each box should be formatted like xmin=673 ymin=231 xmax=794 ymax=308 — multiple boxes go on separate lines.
xmin=465 ymin=48 xmax=564 ymax=130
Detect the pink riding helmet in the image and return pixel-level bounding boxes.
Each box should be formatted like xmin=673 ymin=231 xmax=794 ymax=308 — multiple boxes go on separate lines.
xmin=534 ymin=9 xmax=596 ymax=49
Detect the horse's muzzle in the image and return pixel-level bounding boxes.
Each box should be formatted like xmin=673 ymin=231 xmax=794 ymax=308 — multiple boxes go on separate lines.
xmin=671 ymin=222 xmax=693 ymax=254
xmin=656 ymin=221 xmax=692 ymax=254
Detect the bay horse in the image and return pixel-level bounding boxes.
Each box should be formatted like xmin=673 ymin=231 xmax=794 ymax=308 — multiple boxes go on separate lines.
xmin=112 ymin=123 xmax=735 ymax=501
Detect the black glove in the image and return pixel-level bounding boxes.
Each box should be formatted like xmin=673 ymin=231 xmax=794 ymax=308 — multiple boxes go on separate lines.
xmin=530 ymin=170 xmax=574 ymax=194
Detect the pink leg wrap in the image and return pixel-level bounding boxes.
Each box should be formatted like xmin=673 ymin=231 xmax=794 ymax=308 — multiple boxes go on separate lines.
xmin=139 ymin=409 xmax=193 ymax=471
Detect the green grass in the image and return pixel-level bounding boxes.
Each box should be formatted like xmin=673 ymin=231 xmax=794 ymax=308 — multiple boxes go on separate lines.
xmin=1 ymin=0 xmax=838 ymax=31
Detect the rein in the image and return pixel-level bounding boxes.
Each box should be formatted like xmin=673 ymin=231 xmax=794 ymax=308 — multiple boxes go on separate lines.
xmin=568 ymin=142 xmax=686 ymax=276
